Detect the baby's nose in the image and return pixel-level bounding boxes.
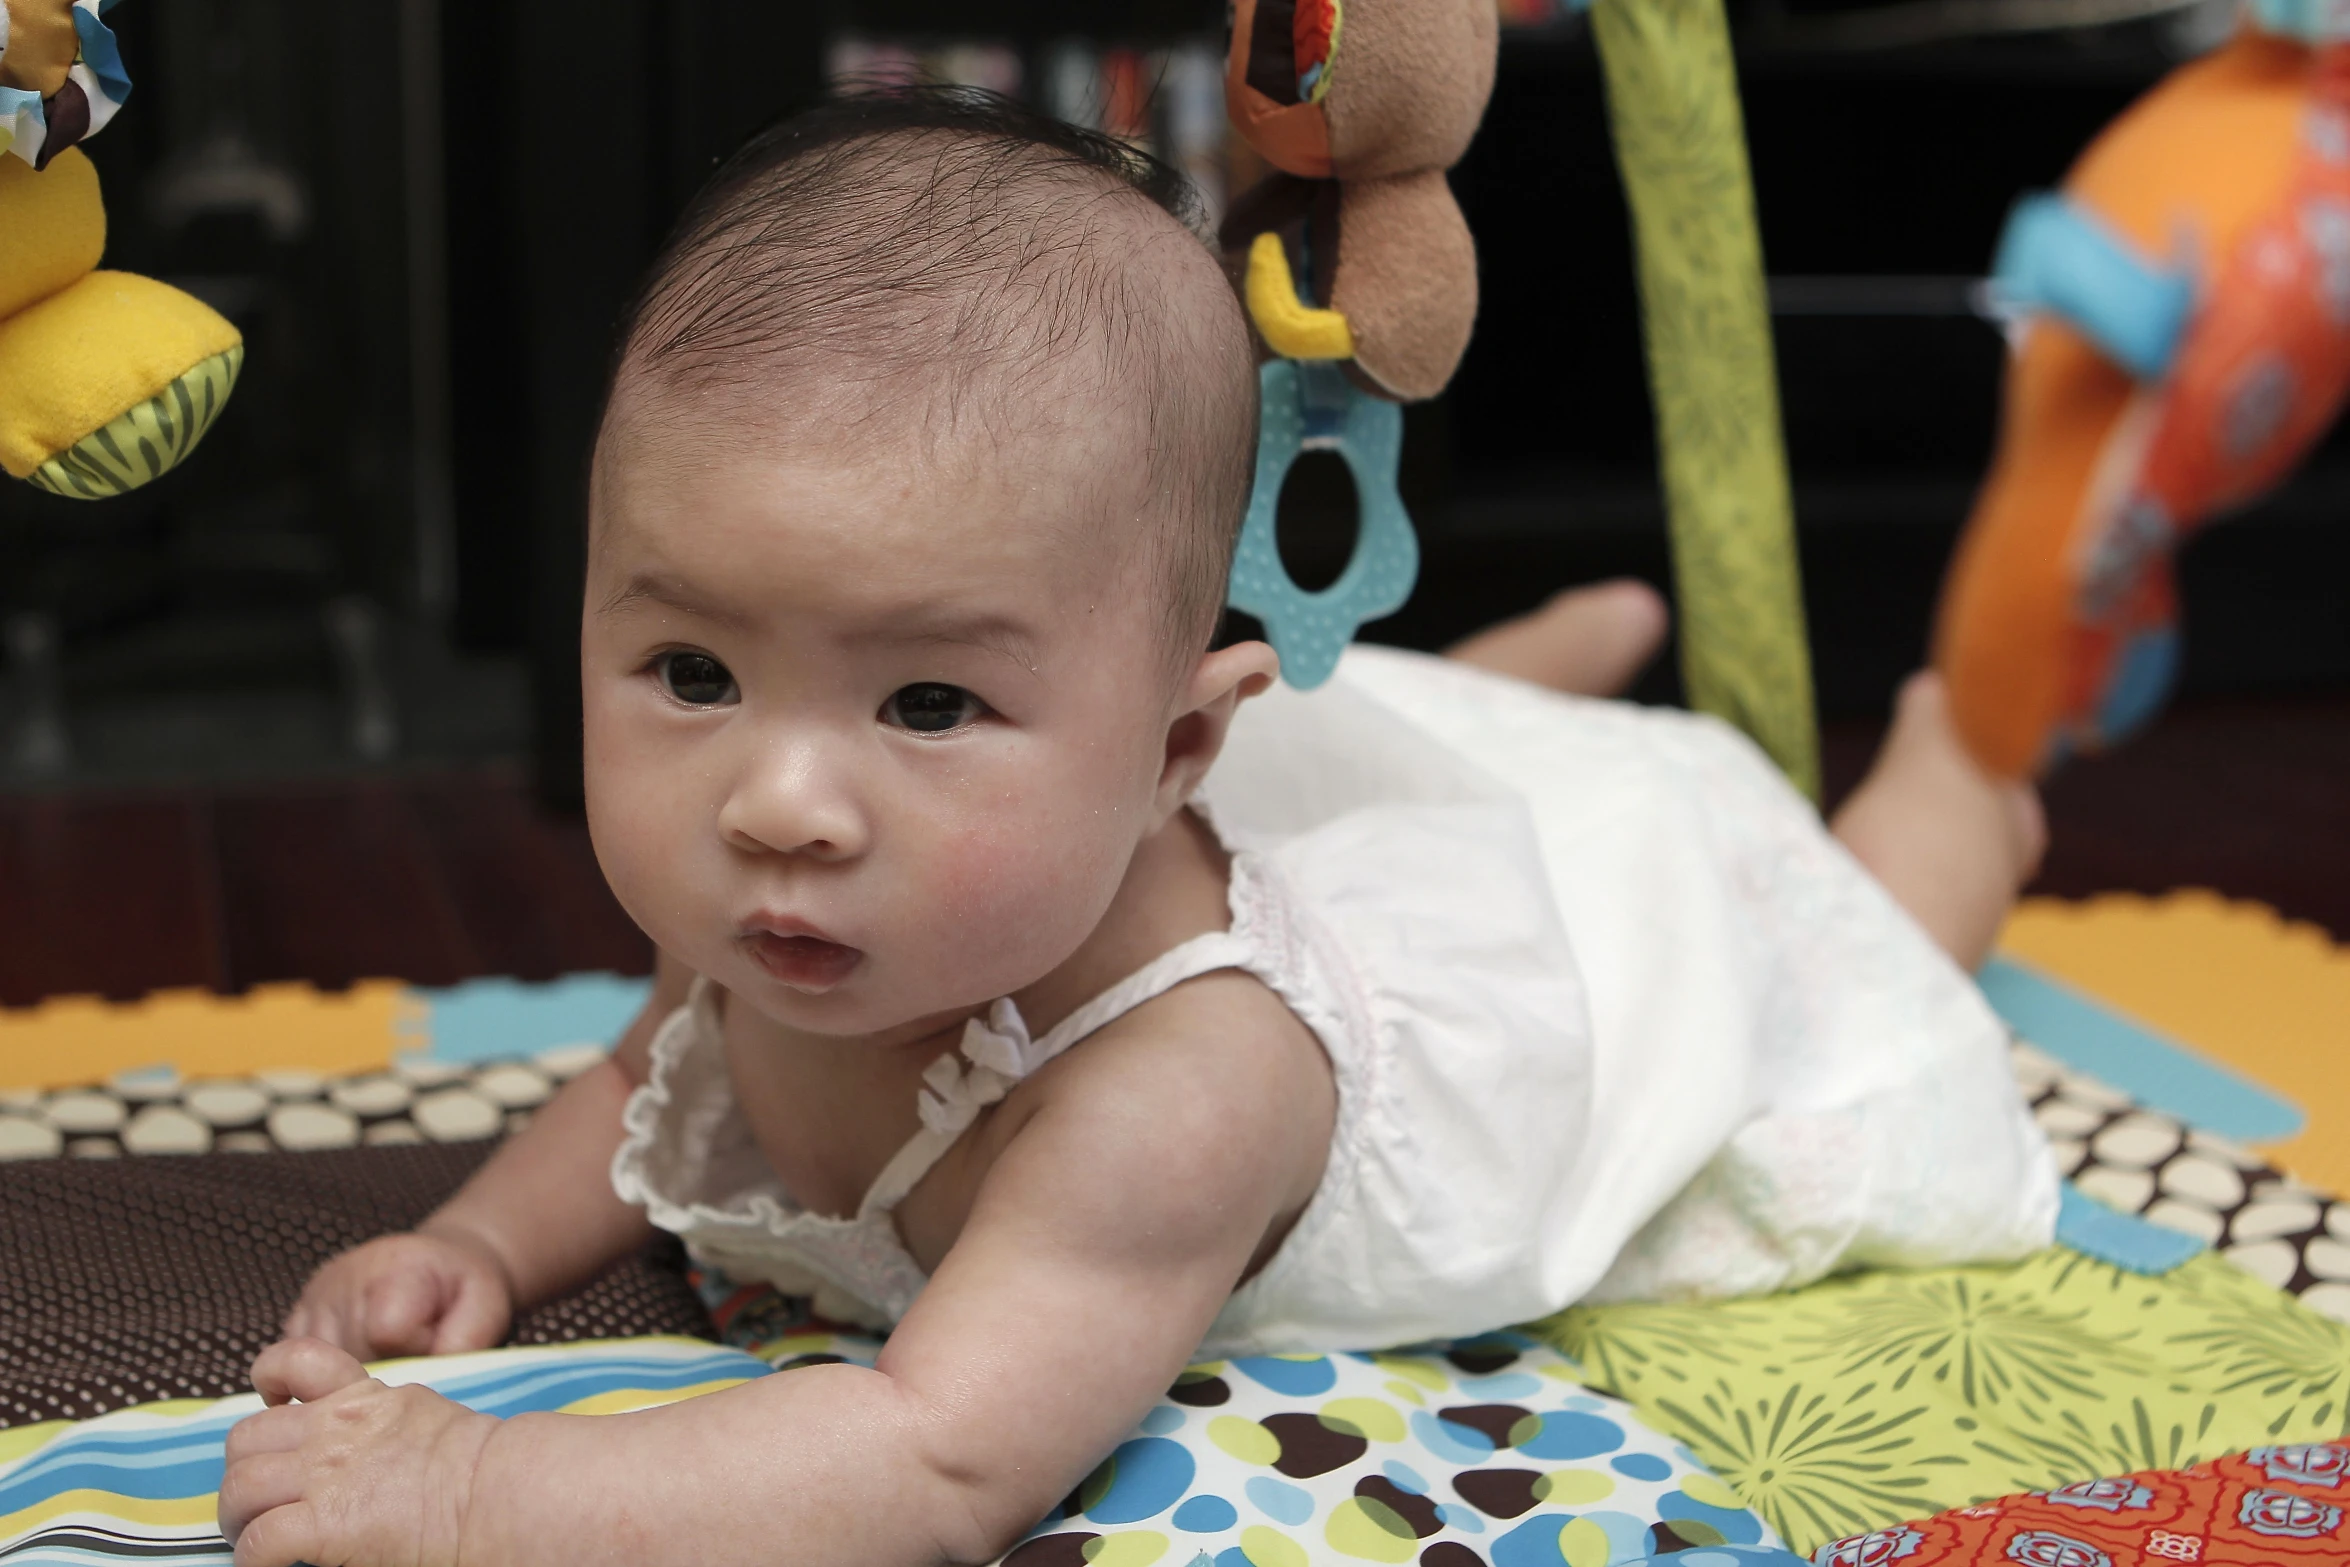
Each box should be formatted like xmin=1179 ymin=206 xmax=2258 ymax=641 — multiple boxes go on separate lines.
xmin=716 ymin=738 xmax=872 ymax=862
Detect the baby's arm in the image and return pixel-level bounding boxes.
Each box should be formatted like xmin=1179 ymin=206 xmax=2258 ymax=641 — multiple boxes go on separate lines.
xmin=225 ymin=971 xmax=1331 ymax=1567
xmin=279 ymin=953 xmax=691 ymax=1357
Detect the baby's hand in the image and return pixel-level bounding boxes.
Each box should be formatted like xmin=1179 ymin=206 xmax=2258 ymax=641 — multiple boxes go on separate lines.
xmin=222 ymin=1338 xmax=498 ymax=1567
xmin=282 ymin=1228 xmax=514 ymax=1360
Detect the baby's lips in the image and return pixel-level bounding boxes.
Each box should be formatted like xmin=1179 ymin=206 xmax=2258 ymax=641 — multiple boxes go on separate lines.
xmin=742 ymin=928 xmax=864 ymax=991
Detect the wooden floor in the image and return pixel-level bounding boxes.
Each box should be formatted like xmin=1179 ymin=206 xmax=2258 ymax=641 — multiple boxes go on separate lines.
xmin=1 ymin=690 xmax=2343 ymax=1009
xmin=0 ymin=767 xmax=650 ymax=1008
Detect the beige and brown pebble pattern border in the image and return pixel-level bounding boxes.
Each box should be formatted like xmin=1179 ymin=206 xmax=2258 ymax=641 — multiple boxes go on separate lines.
xmin=1 ymin=1033 xmax=2339 ymax=1323
xmin=0 ymin=1044 xmax=608 ymax=1162
xmin=2013 ymin=1038 xmax=2350 ymax=1323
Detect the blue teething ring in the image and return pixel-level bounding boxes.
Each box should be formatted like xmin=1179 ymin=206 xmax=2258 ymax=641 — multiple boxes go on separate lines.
xmin=1227 ymin=359 xmax=1419 ymax=689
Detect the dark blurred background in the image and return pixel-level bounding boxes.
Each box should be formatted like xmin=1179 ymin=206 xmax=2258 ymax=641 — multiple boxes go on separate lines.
xmin=2 ymin=0 xmax=2345 ymax=1005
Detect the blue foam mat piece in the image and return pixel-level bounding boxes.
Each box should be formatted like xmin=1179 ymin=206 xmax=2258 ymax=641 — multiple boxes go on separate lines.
xmin=1977 ymin=956 xmax=2302 ymax=1144
xmin=406 ymin=972 xmax=653 ymax=1064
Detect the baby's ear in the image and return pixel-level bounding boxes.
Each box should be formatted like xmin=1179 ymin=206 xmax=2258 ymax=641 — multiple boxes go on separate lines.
xmin=1153 ymin=641 xmax=1281 ymax=821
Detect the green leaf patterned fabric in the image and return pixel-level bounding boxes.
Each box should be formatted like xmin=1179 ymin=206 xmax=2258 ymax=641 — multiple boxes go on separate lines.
xmin=1590 ymin=0 xmax=1821 ymax=800
xmin=1536 ymin=1248 xmax=2350 ymax=1554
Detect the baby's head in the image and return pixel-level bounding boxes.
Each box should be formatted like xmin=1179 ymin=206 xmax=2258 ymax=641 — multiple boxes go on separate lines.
xmin=583 ymin=88 xmax=1276 ymax=1039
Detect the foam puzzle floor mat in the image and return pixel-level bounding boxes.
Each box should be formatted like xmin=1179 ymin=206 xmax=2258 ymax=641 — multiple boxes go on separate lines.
xmin=0 ymin=1044 xmax=605 ymax=1160
xmin=0 ymin=972 xmax=651 ymax=1093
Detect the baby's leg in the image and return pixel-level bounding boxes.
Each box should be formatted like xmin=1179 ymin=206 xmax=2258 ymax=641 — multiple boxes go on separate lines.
xmin=1830 ymin=672 xmax=2047 ymax=971
xmin=1445 ymin=579 xmax=1670 ymax=698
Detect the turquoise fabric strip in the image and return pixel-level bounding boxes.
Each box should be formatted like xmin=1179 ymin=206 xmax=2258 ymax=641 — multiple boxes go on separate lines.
xmin=1978 ymin=956 xmax=2303 ymax=1143
xmin=2054 ymin=1180 xmax=2206 ymax=1275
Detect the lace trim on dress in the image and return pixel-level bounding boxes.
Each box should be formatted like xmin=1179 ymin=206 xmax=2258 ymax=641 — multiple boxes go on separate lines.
xmin=609 ymin=846 xmax=1288 ymax=1314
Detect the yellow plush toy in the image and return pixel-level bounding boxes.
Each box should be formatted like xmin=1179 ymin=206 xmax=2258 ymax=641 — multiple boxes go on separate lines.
xmin=0 ymin=0 xmax=241 ymax=498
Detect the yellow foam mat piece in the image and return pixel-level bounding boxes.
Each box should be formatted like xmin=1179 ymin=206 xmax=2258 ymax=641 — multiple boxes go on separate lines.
xmin=2000 ymin=890 xmax=2350 ymax=1195
xmin=0 ymin=981 xmax=413 ymax=1091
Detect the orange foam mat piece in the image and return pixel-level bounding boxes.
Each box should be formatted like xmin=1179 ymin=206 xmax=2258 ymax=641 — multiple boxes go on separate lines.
xmin=0 ymin=981 xmax=414 ymax=1091
xmin=1999 ymin=889 xmax=2350 ymax=1196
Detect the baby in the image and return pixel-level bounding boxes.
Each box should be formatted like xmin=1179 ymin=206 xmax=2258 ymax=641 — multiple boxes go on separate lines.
xmin=221 ymin=90 xmax=2056 ymax=1567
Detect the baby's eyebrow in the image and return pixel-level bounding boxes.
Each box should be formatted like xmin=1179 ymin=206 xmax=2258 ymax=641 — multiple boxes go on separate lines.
xmin=598 ymin=573 xmax=752 ymax=631
xmin=885 ymin=612 xmax=1043 ymax=674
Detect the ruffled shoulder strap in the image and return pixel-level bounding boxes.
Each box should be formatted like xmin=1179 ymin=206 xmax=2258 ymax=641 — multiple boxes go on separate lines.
xmin=858 ymin=866 xmax=1271 ymax=1217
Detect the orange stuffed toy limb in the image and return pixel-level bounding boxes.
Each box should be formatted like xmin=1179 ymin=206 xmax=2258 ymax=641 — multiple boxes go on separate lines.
xmin=1935 ymin=30 xmax=2350 ymax=778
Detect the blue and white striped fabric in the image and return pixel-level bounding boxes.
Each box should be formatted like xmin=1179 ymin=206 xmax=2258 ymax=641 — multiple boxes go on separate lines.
xmin=0 ymin=1339 xmax=763 ymax=1566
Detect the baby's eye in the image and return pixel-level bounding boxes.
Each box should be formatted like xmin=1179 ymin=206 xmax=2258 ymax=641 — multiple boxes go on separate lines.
xmin=658 ymin=651 xmax=738 ymax=706
xmin=882 ymin=682 xmax=983 ymax=733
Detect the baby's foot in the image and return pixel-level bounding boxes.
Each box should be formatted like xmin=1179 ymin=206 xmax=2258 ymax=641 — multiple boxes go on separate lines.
xmin=1445 ymin=579 xmax=1670 ymax=699
xmin=1831 ymin=671 xmax=2047 ymax=972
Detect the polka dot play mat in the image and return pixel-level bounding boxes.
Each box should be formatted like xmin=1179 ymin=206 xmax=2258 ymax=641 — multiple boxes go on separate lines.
xmin=770 ymin=1328 xmax=1798 ymax=1567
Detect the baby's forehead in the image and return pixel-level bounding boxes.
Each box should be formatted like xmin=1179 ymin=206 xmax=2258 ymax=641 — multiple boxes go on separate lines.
xmin=595 ymin=381 xmax=1153 ymax=571
xmin=589 ymin=407 xmax=1181 ymax=685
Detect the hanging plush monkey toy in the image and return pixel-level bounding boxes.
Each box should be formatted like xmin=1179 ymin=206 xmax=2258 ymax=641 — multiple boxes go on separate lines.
xmin=1214 ymin=0 xmax=1497 ymax=686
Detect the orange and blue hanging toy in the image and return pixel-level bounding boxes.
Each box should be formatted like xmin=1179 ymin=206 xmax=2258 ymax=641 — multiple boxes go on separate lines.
xmin=1937 ymin=18 xmax=2350 ymax=777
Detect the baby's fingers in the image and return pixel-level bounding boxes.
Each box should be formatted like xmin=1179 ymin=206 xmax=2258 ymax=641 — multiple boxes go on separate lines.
xmin=281 ymin=1288 xmax=363 ymax=1358
xmin=228 ymin=1499 xmax=321 ymax=1567
xmin=223 ymin=1404 xmax=307 ymax=1465
xmin=429 ymin=1270 xmax=511 ymax=1355
xmin=252 ymin=1337 xmax=369 ymax=1407
xmin=364 ymin=1266 xmax=445 ymax=1357
xmin=217 ymin=1451 xmax=304 ymax=1546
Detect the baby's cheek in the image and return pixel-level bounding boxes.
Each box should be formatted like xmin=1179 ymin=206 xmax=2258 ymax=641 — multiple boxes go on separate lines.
xmin=585 ymin=728 xmax=713 ymax=959
xmin=924 ymin=809 xmax=1121 ymax=973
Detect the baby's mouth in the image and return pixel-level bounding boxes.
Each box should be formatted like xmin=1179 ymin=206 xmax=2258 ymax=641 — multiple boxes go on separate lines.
xmin=742 ymin=930 xmax=863 ymax=991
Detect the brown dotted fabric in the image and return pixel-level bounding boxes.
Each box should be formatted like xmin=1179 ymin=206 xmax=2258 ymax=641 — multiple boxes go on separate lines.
xmin=0 ymin=1141 xmax=713 ymax=1427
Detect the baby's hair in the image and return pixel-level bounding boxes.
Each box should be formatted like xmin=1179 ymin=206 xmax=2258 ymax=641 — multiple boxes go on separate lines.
xmin=603 ymin=85 xmax=1258 ymax=668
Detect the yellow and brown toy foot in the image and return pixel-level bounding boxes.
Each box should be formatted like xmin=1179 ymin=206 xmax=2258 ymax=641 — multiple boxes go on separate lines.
xmin=0 ymin=146 xmax=243 ymax=498
xmin=0 ymin=273 xmax=243 ymax=498
xmin=1220 ymin=0 xmax=1496 ymax=401
xmin=1230 ymin=168 xmax=1477 ymax=401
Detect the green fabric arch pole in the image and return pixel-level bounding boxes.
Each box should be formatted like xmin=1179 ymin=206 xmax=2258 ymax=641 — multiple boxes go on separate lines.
xmin=1588 ymin=0 xmax=1822 ymax=802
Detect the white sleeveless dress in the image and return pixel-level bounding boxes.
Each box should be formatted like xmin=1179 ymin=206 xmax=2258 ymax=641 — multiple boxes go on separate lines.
xmin=610 ymin=645 xmax=2058 ymax=1357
